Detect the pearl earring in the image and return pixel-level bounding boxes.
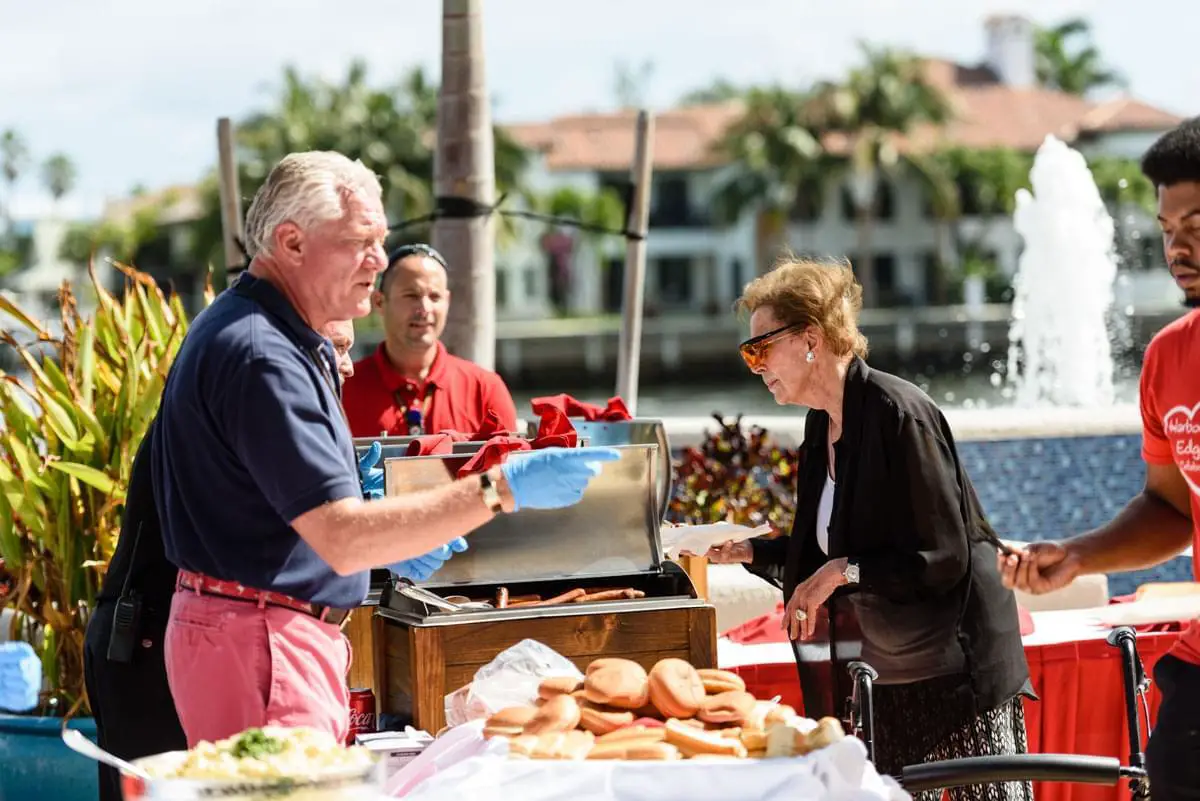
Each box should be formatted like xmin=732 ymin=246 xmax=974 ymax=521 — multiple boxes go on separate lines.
xmin=806 ymin=351 xmax=815 ymax=363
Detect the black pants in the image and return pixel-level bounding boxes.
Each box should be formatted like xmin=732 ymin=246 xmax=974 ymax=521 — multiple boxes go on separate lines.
xmin=82 ymin=600 xmax=186 ymax=801
xmin=1146 ymin=654 xmax=1200 ymax=801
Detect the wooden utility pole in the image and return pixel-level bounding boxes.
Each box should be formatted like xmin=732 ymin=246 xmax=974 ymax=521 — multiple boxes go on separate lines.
xmin=216 ymin=117 xmax=245 ymax=288
xmin=615 ymin=110 xmax=655 ymax=415
xmin=433 ymin=0 xmax=497 ymax=369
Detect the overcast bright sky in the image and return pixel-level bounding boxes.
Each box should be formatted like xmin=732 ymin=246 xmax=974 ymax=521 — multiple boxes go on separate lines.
xmin=1 ymin=0 xmax=1193 ymax=220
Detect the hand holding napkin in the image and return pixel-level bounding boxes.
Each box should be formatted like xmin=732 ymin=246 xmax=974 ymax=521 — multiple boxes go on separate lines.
xmin=661 ymin=522 xmax=774 ymax=560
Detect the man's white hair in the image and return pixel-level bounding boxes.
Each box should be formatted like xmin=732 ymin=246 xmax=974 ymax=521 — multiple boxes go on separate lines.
xmin=243 ymin=151 xmax=383 ymax=257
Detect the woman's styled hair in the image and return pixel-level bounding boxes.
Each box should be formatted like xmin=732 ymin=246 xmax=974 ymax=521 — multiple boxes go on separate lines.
xmin=735 ymin=256 xmax=869 ymax=359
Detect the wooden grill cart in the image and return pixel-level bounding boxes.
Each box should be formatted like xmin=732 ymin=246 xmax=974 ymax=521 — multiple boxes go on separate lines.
xmin=352 ymin=433 xmax=715 ymax=734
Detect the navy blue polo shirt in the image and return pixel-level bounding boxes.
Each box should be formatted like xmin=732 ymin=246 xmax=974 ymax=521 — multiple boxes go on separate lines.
xmin=151 ymin=273 xmax=366 ymax=608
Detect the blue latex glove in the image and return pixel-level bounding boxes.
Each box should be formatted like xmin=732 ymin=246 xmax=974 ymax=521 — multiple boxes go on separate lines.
xmin=357 ymin=440 xmax=384 ymax=501
xmin=389 ymin=537 xmax=470 ymax=582
xmin=0 ymin=641 xmax=41 ymax=713
xmin=500 ymin=447 xmax=621 ymax=511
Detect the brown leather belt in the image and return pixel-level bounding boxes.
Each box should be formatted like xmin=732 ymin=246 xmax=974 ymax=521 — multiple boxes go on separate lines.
xmin=176 ymin=570 xmax=353 ymax=626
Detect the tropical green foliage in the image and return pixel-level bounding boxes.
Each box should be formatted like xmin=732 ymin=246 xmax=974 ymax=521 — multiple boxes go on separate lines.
xmin=41 ymin=154 xmax=77 ymax=204
xmin=1035 ymin=18 xmax=1124 ymax=96
xmin=0 ymin=263 xmax=211 ymax=715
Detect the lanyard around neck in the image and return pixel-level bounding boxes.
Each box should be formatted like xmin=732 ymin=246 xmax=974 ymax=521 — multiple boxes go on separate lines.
xmin=393 ymin=383 xmax=435 ymax=435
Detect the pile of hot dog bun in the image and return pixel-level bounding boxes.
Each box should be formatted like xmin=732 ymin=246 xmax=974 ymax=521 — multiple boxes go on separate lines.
xmin=482 ymin=657 xmax=845 ymax=761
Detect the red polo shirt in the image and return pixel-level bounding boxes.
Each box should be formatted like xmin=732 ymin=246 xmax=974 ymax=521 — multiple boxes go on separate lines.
xmin=342 ymin=342 xmax=519 ymax=438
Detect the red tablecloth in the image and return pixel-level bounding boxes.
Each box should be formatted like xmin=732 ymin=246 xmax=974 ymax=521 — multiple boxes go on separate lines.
xmin=726 ymin=631 xmax=1183 ymax=801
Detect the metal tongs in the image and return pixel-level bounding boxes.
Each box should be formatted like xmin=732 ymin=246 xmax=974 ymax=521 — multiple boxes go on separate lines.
xmin=394 ymin=578 xmax=492 ymax=613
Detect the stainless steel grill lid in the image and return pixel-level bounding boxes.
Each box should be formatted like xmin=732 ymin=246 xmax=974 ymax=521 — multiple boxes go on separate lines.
xmin=383 ymin=443 xmax=662 ymax=588
xmin=564 ymin=419 xmax=671 ymax=523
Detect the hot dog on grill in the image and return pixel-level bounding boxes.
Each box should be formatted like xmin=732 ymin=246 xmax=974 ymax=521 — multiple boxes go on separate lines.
xmin=508 ymin=588 xmax=587 ymax=607
xmin=574 ymin=588 xmax=646 ymax=603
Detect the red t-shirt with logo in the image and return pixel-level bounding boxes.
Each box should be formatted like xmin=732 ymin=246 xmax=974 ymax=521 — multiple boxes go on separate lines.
xmin=1139 ymin=309 xmax=1200 ymax=665
xmin=342 ymin=342 xmax=519 ymax=439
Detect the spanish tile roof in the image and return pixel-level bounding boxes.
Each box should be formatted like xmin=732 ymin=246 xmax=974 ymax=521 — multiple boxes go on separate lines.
xmin=506 ymin=58 xmax=1182 ymax=171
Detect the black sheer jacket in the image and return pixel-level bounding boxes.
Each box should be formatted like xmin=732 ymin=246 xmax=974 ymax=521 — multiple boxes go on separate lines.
xmin=747 ymin=357 xmax=1032 ymax=714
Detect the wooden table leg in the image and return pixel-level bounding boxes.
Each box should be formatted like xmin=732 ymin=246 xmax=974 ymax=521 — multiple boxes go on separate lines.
xmin=344 ymin=609 xmax=377 ymax=694
xmin=411 ymin=627 xmax=446 ymax=734
xmin=677 ymin=555 xmax=709 ymax=599
xmin=688 ymin=606 xmax=717 ymax=669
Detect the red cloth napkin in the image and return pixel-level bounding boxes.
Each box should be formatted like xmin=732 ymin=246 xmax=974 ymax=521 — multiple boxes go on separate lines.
xmin=404 ymin=432 xmax=467 ymax=457
xmin=531 ymin=393 xmax=632 ymax=422
xmin=456 ymin=436 xmax=532 ymax=478
xmin=725 ymin=602 xmax=788 ymax=645
xmin=454 ymin=410 xmax=581 ymax=478
xmin=469 ymin=409 xmax=509 ymax=441
xmin=533 ymin=407 xmax=579 ymax=449
xmin=723 ymin=600 xmax=1037 ymax=644
xmin=406 ymin=414 xmax=507 ymax=464
xmin=1017 ymin=605 xmax=1035 ymax=636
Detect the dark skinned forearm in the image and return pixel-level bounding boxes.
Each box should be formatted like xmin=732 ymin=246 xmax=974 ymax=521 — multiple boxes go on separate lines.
xmin=1068 ymin=489 xmax=1192 ymax=574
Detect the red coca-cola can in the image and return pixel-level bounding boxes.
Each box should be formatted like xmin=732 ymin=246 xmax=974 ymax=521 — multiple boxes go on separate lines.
xmin=347 ymin=687 xmax=377 ymax=745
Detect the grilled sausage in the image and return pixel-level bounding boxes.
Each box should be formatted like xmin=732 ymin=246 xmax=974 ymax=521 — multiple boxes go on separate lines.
xmin=510 ymin=588 xmax=587 ymax=607
xmin=574 ymin=588 xmax=645 ymax=603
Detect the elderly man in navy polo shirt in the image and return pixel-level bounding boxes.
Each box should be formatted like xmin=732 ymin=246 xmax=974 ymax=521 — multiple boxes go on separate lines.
xmin=152 ymin=151 xmax=618 ymax=747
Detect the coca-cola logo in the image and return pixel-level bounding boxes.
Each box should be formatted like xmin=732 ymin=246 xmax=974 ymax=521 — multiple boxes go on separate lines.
xmin=348 ymin=708 xmax=375 ymax=729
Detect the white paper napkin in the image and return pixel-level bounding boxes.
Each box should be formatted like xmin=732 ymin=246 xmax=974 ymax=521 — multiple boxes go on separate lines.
xmin=662 ymin=522 xmax=774 ymax=560
xmin=1092 ymin=596 xmax=1200 ymax=628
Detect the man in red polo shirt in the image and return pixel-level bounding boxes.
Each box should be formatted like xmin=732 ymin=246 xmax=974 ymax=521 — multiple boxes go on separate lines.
xmin=1001 ymin=118 xmax=1200 ymax=800
xmin=343 ymin=243 xmax=519 ymax=437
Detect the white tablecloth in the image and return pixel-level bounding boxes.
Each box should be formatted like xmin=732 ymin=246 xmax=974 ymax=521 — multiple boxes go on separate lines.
xmin=717 ymin=607 xmax=1123 ymax=670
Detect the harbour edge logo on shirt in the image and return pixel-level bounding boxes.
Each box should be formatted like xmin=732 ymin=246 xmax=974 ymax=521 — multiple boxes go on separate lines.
xmin=1164 ymin=401 xmax=1200 ymax=497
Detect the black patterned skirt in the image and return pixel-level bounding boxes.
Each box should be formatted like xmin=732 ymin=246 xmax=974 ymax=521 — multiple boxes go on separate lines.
xmin=871 ymin=673 xmax=1033 ymax=801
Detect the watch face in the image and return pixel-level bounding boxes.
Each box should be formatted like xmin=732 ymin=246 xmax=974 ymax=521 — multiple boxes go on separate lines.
xmin=845 ymin=563 xmax=860 ymax=583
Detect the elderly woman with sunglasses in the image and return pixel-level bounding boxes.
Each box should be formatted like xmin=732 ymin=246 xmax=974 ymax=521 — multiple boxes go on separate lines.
xmin=706 ymin=258 xmax=1033 ymax=798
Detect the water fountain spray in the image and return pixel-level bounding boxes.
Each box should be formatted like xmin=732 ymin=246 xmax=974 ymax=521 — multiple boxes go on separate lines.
xmin=1007 ymin=135 xmax=1118 ymax=407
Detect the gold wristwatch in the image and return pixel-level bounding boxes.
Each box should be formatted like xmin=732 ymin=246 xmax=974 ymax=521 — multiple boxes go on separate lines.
xmin=479 ymin=470 xmax=504 ymax=514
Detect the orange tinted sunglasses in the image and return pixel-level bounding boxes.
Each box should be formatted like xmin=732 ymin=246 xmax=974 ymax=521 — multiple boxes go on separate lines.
xmin=738 ymin=324 xmax=802 ymax=371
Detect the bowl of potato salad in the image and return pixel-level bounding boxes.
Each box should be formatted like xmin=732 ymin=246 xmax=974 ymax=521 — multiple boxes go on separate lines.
xmin=121 ymin=726 xmax=383 ymax=800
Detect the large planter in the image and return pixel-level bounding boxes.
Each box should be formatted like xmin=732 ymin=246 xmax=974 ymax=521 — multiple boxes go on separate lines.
xmin=0 ymin=714 xmax=99 ymax=801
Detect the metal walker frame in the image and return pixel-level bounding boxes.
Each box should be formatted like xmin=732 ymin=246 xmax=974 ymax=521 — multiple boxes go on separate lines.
xmin=843 ymin=626 xmax=1151 ymax=799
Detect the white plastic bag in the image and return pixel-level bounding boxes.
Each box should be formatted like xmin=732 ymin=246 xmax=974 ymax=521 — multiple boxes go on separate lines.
xmin=443 ymin=638 xmax=584 ymax=727
xmin=385 ymin=720 xmax=497 ymax=797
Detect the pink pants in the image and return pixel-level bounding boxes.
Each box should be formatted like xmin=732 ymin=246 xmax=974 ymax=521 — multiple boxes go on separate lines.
xmin=164 ymin=590 xmax=351 ymax=747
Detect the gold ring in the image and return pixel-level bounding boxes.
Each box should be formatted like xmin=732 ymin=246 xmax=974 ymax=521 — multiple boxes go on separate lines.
xmin=794 ymin=609 xmax=808 ymax=622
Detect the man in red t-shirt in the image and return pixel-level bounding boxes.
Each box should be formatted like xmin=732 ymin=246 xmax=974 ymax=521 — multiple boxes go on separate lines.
xmin=342 ymin=244 xmax=519 ymax=438
xmin=1002 ymin=118 xmax=1200 ymax=799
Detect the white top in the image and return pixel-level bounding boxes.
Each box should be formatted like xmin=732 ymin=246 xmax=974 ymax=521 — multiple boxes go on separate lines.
xmin=815 ymin=472 xmax=835 ymax=555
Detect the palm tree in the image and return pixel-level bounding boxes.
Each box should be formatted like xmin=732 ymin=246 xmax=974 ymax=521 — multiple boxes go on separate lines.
xmin=679 ymin=80 xmax=745 ymax=107
xmin=434 ymin=0 xmax=497 ymax=368
xmin=1089 ymin=155 xmax=1157 ymax=273
xmin=1035 ymin=18 xmax=1124 ymax=96
xmin=526 ymin=186 xmax=626 ymax=313
xmin=1089 ymin=156 xmax=1155 ymax=214
xmin=1 ymin=128 xmax=30 ymax=240
xmin=238 ymin=61 xmax=434 ymax=223
xmin=907 ymin=152 xmax=962 ymax=304
xmin=810 ymin=43 xmax=955 ymax=306
xmin=613 ymin=60 xmax=655 ymax=109
xmin=939 ymin=147 xmax=1034 ymax=300
xmin=710 ymin=85 xmax=830 ymax=273
xmin=41 ymin=153 xmax=77 ymax=211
